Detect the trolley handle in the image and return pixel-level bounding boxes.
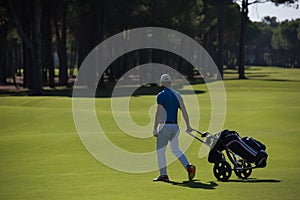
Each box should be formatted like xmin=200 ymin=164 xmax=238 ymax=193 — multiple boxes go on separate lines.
xmin=191 ymin=128 xmax=209 ymax=138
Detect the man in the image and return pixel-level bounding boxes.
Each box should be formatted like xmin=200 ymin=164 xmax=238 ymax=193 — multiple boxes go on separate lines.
xmin=153 ymin=74 xmax=196 ymax=182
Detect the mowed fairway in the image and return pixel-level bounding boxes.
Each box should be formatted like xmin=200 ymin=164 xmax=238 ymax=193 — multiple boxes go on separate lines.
xmin=0 ymin=67 xmax=299 ymax=200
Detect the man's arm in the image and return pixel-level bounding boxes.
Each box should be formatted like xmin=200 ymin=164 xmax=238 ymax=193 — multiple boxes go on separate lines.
xmin=153 ymin=104 xmax=164 ymax=137
xmin=179 ymin=99 xmax=192 ymax=132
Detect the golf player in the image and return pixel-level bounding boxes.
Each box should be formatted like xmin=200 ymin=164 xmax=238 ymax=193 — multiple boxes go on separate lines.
xmin=153 ymin=74 xmax=196 ymax=182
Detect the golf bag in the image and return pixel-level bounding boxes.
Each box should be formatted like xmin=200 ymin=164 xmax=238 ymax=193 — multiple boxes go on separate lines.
xmin=208 ymin=130 xmax=268 ymax=167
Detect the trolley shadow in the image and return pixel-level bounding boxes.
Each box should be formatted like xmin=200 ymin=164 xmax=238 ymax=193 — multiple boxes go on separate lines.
xmin=227 ymin=178 xmax=281 ymax=183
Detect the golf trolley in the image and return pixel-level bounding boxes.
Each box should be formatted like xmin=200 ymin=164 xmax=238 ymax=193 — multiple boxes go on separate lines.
xmin=186 ymin=129 xmax=268 ymax=181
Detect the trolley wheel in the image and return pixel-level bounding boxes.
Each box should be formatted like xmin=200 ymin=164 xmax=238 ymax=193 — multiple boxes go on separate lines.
xmin=213 ymin=161 xmax=232 ymax=181
xmin=234 ymin=160 xmax=252 ymax=179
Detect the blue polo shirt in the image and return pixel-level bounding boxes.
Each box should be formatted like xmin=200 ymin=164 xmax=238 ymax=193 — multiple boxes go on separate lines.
xmin=157 ymin=87 xmax=182 ymax=123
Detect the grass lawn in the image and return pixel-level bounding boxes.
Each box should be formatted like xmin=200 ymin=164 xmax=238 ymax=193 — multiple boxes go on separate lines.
xmin=0 ymin=66 xmax=299 ymax=200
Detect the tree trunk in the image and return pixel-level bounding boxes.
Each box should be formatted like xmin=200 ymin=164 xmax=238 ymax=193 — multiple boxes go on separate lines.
xmin=54 ymin=4 xmax=68 ymax=86
xmin=0 ymin=22 xmax=8 ymax=84
xmin=238 ymin=0 xmax=247 ymax=79
xmin=69 ymin=44 xmax=77 ymax=77
xmin=8 ymin=0 xmax=43 ymax=93
xmin=216 ymin=3 xmax=224 ymax=80
xmin=32 ymin=0 xmax=43 ymax=94
xmin=21 ymin=5 xmax=32 ymax=89
xmin=59 ymin=5 xmax=68 ymax=86
xmin=42 ymin=5 xmax=55 ymax=88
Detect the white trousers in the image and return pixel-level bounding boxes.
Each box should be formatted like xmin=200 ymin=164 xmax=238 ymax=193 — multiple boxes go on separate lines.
xmin=156 ymin=124 xmax=189 ymax=175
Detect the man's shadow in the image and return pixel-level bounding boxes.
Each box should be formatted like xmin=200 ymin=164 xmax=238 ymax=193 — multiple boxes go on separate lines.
xmin=166 ymin=179 xmax=218 ymax=190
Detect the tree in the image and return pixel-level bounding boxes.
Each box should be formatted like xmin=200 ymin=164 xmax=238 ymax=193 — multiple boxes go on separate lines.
xmin=0 ymin=2 xmax=9 ymax=84
xmin=237 ymin=0 xmax=298 ymax=79
xmin=223 ymin=3 xmax=241 ymax=69
xmin=4 ymin=0 xmax=299 ymax=92
xmin=8 ymin=0 xmax=43 ymax=94
xmin=209 ymin=0 xmax=233 ymax=79
xmin=271 ymin=19 xmax=300 ymax=67
xmin=53 ymin=0 xmax=68 ymax=86
xmin=248 ymin=20 xmax=274 ymax=65
xmin=238 ymin=0 xmax=248 ymax=79
xmin=42 ymin=1 xmax=55 ymax=88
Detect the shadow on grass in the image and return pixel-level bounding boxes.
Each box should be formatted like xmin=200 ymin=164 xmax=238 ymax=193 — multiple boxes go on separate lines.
xmin=166 ymin=180 xmax=218 ymax=190
xmin=227 ymin=178 xmax=281 ymax=183
xmin=0 ymin=88 xmax=73 ymax=97
xmin=255 ymin=79 xmax=300 ymax=82
xmin=0 ymin=84 xmax=206 ymax=97
xmin=132 ymin=85 xmax=205 ymax=97
xmin=0 ymin=89 xmax=31 ymax=96
xmin=224 ymin=75 xmax=300 ymax=82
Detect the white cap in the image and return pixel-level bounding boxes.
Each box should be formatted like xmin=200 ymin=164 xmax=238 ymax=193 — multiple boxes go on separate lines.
xmin=160 ymin=74 xmax=172 ymax=84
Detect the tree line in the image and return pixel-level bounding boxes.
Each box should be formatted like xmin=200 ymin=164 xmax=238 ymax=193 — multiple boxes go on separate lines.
xmin=0 ymin=0 xmax=299 ymax=94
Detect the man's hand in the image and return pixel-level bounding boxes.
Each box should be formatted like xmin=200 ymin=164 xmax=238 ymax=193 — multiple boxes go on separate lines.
xmin=153 ymin=104 xmax=163 ymax=138
xmin=186 ymin=125 xmax=192 ymax=133
xmin=153 ymin=129 xmax=158 ymax=137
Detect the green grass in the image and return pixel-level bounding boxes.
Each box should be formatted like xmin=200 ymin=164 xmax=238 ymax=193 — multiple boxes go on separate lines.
xmin=0 ymin=66 xmax=300 ymax=199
